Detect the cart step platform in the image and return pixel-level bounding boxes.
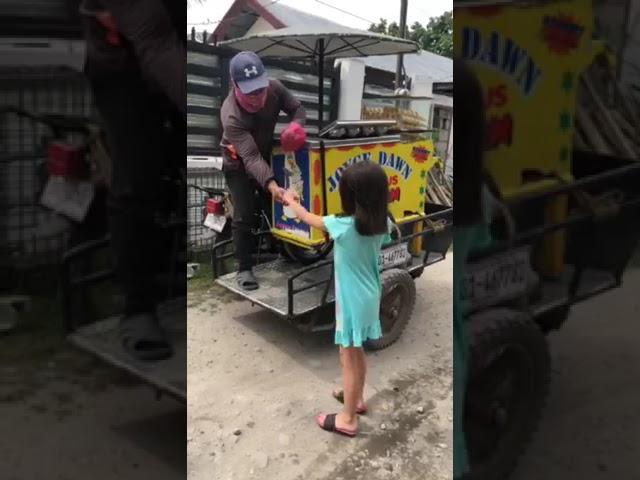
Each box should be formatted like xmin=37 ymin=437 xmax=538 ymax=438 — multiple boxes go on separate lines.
xmin=216 ymin=252 xmax=443 ymax=318
xmin=217 ymin=257 xmax=334 ymax=317
xmin=68 ymin=298 xmax=186 ymax=401
xmin=533 ymin=266 xmax=618 ymax=317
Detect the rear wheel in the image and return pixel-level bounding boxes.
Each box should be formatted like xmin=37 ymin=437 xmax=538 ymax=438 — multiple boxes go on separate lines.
xmin=365 ymin=269 xmax=415 ymax=350
xmin=464 ymin=309 xmax=550 ymax=480
xmin=282 ymin=241 xmax=333 ymax=265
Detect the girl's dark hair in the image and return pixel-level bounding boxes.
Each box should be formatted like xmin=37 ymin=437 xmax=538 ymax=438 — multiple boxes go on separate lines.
xmin=339 ymin=161 xmax=389 ymax=236
xmin=453 ymin=57 xmax=486 ymax=226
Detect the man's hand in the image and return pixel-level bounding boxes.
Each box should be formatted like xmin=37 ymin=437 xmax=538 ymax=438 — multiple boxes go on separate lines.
xmin=283 ymin=189 xmax=300 ymax=206
xmin=267 ymin=180 xmax=286 ymax=203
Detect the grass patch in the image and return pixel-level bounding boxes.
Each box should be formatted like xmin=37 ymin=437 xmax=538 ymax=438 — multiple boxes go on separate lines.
xmin=0 ymin=293 xmax=133 ymax=403
xmin=188 ymin=262 xmax=215 ymax=294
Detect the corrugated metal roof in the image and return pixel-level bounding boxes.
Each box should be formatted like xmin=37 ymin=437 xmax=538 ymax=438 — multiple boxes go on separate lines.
xmin=0 ymin=0 xmax=72 ymax=18
xmin=258 ymin=1 xmax=452 ymax=81
xmin=264 ymin=1 xmax=350 ymax=31
xmin=209 ymin=1 xmax=452 ymax=82
xmin=0 ymin=0 xmax=81 ymax=38
xmin=362 ymin=51 xmax=453 ymax=83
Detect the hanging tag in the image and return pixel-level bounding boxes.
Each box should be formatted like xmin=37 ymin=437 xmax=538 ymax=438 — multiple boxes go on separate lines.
xmin=40 ymin=176 xmax=94 ymax=222
xmin=204 ymin=213 xmax=227 ymax=233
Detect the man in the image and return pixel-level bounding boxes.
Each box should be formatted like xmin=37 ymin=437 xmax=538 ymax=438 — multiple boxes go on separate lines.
xmin=220 ymin=51 xmax=306 ymax=290
xmin=78 ymin=0 xmax=186 ymax=361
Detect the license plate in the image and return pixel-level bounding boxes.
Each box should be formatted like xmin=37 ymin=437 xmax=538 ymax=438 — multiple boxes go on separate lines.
xmin=462 ymin=247 xmax=532 ymax=311
xmin=204 ymin=213 xmax=227 ymax=233
xmin=379 ymin=243 xmax=411 ymax=270
xmin=40 ymin=176 xmax=94 ymax=222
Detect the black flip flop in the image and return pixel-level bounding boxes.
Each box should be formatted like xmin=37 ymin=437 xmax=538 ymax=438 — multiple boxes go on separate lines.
xmin=119 ymin=313 xmax=173 ymax=362
xmin=332 ymin=389 xmax=368 ymax=414
xmin=237 ymin=270 xmax=259 ymax=291
xmin=316 ymin=413 xmax=358 ymax=437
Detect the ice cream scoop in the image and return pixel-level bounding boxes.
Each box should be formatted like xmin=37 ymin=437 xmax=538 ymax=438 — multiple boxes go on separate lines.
xmin=280 ymin=121 xmax=307 ymax=152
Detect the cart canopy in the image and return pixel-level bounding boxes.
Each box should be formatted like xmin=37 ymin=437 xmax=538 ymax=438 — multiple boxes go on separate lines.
xmin=218 ymin=26 xmax=419 ymax=59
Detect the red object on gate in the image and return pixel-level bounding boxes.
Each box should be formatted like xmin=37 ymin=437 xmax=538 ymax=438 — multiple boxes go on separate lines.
xmin=206 ymin=198 xmax=225 ymax=215
xmin=96 ymin=11 xmax=122 ymax=46
xmin=47 ymin=142 xmax=84 ymax=177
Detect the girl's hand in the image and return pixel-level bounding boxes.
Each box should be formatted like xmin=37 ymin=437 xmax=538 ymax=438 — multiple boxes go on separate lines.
xmin=283 ymin=189 xmax=300 ymax=205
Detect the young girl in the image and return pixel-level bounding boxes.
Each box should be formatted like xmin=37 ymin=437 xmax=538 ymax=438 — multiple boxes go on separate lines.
xmin=283 ymin=161 xmax=390 ymax=438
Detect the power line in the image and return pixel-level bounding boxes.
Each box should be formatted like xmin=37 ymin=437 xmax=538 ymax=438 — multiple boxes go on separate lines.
xmin=189 ymin=0 xmax=283 ymax=27
xmin=312 ymin=0 xmax=378 ymax=26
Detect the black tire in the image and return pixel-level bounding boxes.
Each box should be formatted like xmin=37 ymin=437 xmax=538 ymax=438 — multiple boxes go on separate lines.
xmin=282 ymin=241 xmax=333 ymax=265
xmin=464 ymin=309 xmax=550 ymax=480
xmin=365 ymin=269 xmax=416 ymax=350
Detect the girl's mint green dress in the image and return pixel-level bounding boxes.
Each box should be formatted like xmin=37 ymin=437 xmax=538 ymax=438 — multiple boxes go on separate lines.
xmin=323 ymin=215 xmax=388 ymax=347
xmin=453 ymin=186 xmax=496 ymax=478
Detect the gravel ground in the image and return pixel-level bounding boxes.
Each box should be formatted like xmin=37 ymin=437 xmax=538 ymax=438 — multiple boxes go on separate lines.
xmin=512 ymin=253 xmax=640 ymax=479
xmin=1 ymin=325 xmax=186 ymax=480
xmin=187 ymin=255 xmax=453 ymax=480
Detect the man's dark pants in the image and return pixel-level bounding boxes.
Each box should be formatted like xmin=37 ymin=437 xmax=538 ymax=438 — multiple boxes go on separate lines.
xmin=223 ymin=164 xmax=271 ymax=272
xmin=91 ymin=75 xmax=183 ymax=315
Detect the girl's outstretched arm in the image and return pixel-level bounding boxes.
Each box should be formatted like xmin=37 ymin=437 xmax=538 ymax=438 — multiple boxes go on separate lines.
xmin=283 ymin=191 xmax=326 ymax=231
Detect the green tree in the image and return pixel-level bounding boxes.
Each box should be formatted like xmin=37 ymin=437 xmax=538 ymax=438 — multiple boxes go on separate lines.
xmin=369 ymin=10 xmax=453 ymax=58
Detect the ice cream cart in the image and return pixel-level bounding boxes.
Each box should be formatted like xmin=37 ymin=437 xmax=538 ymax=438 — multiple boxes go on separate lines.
xmin=270 ymin=120 xmax=439 ymax=251
xmin=213 ymin=29 xmax=453 ymax=349
xmin=211 ymin=119 xmax=452 ymax=349
xmin=454 ymin=1 xmax=640 ymax=479
xmin=454 ymin=0 xmax=599 ymax=278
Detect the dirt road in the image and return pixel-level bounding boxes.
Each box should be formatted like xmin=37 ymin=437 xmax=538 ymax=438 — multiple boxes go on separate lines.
xmin=187 ymin=256 xmax=453 ymax=480
xmin=1 ymin=298 xmax=186 ymax=480
xmin=512 ymin=254 xmax=640 ymax=479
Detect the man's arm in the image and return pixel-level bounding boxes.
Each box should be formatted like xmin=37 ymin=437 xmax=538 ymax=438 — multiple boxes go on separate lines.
xmin=101 ymin=0 xmax=186 ymax=116
xmin=275 ymin=80 xmax=306 ymax=125
xmin=224 ymin=119 xmax=277 ymax=191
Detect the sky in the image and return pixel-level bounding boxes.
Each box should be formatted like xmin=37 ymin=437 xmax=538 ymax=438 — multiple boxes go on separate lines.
xmin=187 ymin=0 xmax=452 ymax=32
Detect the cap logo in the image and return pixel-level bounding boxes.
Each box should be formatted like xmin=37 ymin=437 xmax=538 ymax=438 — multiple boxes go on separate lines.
xmin=244 ymin=66 xmax=259 ymax=78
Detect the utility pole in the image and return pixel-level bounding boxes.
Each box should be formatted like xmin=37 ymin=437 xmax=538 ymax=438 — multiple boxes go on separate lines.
xmin=617 ymin=0 xmax=631 ymax=82
xmin=395 ymin=0 xmax=408 ymax=89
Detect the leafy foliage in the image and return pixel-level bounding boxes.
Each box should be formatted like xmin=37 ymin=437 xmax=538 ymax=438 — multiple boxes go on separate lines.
xmin=369 ymin=11 xmax=453 ymax=58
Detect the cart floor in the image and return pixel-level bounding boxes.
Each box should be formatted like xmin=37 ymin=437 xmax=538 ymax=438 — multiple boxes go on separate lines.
xmin=533 ymin=266 xmax=617 ymax=316
xmin=216 ymin=257 xmax=334 ymax=317
xmin=68 ymin=298 xmax=186 ymax=401
xmin=216 ymin=253 xmax=439 ymax=317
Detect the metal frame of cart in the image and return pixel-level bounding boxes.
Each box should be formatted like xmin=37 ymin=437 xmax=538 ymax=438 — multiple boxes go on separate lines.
xmin=461 ymin=158 xmax=640 ymax=480
xmin=211 ymin=207 xmax=452 ymax=345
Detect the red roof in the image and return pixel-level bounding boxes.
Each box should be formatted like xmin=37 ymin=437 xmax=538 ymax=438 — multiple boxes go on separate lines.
xmin=212 ymin=0 xmax=286 ymax=42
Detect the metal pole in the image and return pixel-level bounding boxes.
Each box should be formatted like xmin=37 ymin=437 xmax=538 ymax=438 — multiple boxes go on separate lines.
xmin=318 ymin=38 xmax=325 ymax=129
xmin=395 ymin=0 xmax=408 ymax=89
xmin=617 ymin=0 xmax=631 ymax=81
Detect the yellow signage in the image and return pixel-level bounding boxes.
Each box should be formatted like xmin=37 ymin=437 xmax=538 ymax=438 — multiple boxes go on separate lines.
xmin=454 ymin=0 xmax=598 ymax=198
xmin=271 ymin=139 xmax=438 ymax=247
xmin=323 ymin=139 xmax=438 ymax=221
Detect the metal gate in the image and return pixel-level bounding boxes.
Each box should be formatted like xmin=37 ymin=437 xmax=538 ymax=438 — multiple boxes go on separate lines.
xmin=0 ymin=66 xmax=94 ymax=272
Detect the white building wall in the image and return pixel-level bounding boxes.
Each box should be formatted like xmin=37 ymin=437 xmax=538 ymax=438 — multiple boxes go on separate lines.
xmin=334 ymin=58 xmax=365 ymax=120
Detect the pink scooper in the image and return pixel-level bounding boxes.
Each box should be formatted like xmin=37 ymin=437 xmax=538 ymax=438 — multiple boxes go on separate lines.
xmin=280 ymin=121 xmax=307 ymax=152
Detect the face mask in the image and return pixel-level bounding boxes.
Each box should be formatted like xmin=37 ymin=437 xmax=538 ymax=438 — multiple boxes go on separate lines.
xmin=234 ymin=85 xmax=268 ymax=113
